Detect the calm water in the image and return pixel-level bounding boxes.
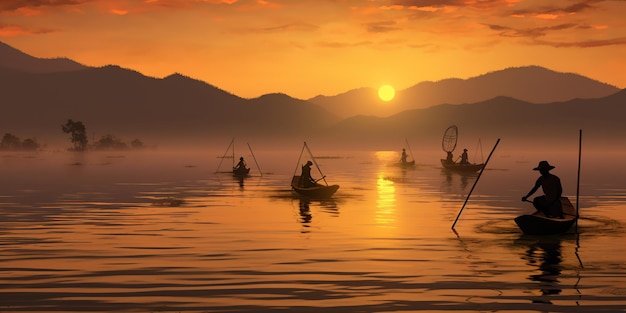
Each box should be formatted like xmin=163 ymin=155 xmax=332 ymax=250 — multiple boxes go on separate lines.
xmin=1 ymin=145 xmax=625 ymax=313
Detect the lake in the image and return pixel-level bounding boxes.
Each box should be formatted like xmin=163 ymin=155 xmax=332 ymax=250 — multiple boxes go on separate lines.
xmin=1 ymin=143 xmax=625 ymax=313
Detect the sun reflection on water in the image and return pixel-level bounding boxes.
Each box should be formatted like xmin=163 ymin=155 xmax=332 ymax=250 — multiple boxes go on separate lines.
xmin=376 ymin=173 xmax=396 ymax=228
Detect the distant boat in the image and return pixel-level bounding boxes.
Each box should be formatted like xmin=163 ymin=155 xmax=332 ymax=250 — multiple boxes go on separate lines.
xmin=395 ymin=160 xmax=416 ymax=169
xmin=215 ymin=138 xmax=262 ymax=177
xmin=514 ymin=197 xmax=578 ymax=235
xmin=291 ymin=142 xmax=339 ymax=199
xmin=440 ymin=159 xmax=484 ymax=173
xmin=440 ymin=125 xmax=484 ymax=173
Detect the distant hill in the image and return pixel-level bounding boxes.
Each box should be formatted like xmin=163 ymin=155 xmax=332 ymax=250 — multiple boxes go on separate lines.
xmin=318 ymin=89 xmax=626 ymax=150
xmin=308 ymin=66 xmax=620 ymax=118
xmin=0 ymin=41 xmax=87 ymax=73
xmin=0 ymin=65 xmax=340 ymax=147
xmin=0 ymin=40 xmax=623 ymax=150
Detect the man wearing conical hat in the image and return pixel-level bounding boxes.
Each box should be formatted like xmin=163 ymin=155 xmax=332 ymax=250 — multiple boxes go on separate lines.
xmin=522 ymin=161 xmax=564 ymax=218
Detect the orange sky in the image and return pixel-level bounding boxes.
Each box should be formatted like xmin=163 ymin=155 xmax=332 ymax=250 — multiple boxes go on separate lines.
xmin=1 ymin=0 xmax=625 ymax=99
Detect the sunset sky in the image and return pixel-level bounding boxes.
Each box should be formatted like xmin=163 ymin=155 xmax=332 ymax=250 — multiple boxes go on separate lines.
xmin=1 ymin=0 xmax=625 ymax=99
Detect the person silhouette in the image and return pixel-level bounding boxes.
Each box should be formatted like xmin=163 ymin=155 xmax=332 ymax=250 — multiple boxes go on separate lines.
xmin=445 ymin=151 xmax=454 ymax=164
xmin=234 ymin=156 xmax=247 ymax=170
xmin=522 ymin=161 xmax=564 ymax=218
xmin=460 ymin=148 xmax=469 ymax=165
xmin=400 ymin=148 xmax=408 ymax=164
xmin=299 ymin=160 xmax=316 ymax=187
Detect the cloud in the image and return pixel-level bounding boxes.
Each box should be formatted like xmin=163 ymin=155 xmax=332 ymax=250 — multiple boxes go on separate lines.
xmin=0 ymin=23 xmax=56 ymax=36
xmin=232 ymin=22 xmax=318 ymax=34
xmin=364 ymin=21 xmax=401 ymax=33
xmin=533 ymin=36 xmax=626 ymax=48
xmin=0 ymin=0 xmax=87 ymax=12
xmin=317 ymin=40 xmax=373 ymax=48
xmin=485 ymin=23 xmax=579 ymax=38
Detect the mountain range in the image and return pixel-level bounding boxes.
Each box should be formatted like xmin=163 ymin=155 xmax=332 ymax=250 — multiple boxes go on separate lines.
xmin=0 ymin=40 xmax=623 ymax=149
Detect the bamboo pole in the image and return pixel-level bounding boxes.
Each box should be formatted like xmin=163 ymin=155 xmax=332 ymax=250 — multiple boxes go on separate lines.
xmin=451 ymin=138 xmax=501 ymax=229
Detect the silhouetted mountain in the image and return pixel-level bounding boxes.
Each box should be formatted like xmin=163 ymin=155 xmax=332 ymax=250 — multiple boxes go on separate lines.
xmin=0 ymin=65 xmax=340 ymax=146
xmin=0 ymin=41 xmax=87 ymax=72
xmin=319 ymin=88 xmax=626 ymax=150
xmin=308 ymin=66 xmax=620 ymax=118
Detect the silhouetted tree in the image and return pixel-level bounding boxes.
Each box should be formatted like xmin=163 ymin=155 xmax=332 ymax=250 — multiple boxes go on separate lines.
xmin=21 ymin=138 xmax=41 ymax=151
xmin=130 ymin=139 xmax=144 ymax=149
xmin=94 ymin=134 xmax=128 ymax=150
xmin=62 ymin=119 xmax=88 ymax=151
xmin=1 ymin=133 xmax=21 ymax=150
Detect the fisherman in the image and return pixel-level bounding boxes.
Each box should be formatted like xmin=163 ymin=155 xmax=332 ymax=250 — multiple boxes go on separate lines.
xmin=400 ymin=148 xmax=408 ymax=164
xmin=460 ymin=148 xmax=469 ymax=165
xmin=522 ymin=161 xmax=564 ymax=218
xmin=299 ymin=160 xmax=317 ymax=188
xmin=234 ymin=156 xmax=247 ymax=170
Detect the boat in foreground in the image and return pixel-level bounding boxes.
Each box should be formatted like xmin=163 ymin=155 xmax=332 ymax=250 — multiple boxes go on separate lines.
xmin=514 ymin=197 xmax=578 ymax=235
xmin=291 ymin=176 xmax=339 ymax=198
xmin=440 ymin=159 xmax=484 ymax=173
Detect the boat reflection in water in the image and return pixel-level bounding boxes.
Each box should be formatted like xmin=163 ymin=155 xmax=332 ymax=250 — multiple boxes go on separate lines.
xmin=297 ymin=198 xmax=339 ymax=233
xmin=518 ymin=236 xmax=564 ymax=304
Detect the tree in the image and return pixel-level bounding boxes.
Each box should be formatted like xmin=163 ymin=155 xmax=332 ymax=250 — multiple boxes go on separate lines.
xmin=61 ymin=119 xmax=88 ymax=151
xmin=94 ymin=134 xmax=128 ymax=150
xmin=1 ymin=133 xmax=21 ymax=150
xmin=21 ymin=138 xmax=40 ymax=151
xmin=130 ymin=139 xmax=144 ymax=149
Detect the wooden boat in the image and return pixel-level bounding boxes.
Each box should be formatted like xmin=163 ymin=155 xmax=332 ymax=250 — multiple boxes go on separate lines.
xmin=291 ymin=176 xmax=339 ymax=198
xmin=232 ymin=166 xmax=250 ymax=177
xmin=395 ymin=160 xmax=416 ymax=169
xmin=440 ymin=125 xmax=486 ymax=173
xmin=215 ymin=138 xmax=262 ymax=177
xmin=514 ymin=197 xmax=578 ymax=235
xmin=440 ymin=159 xmax=484 ymax=173
xmin=291 ymin=142 xmax=339 ymax=198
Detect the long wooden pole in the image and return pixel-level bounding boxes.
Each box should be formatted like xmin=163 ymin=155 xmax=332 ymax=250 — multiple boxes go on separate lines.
xmin=304 ymin=141 xmax=328 ymax=186
xmin=405 ymin=138 xmax=415 ymax=162
xmin=247 ymin=142 xmax=263 ymax=176
xmin=576 ymin=129 xmax=582 ymax=232
xmin=215 ymin=138 xmax=234 ymax=173
xmin=451 ymin=138 xmax=500 ymax=229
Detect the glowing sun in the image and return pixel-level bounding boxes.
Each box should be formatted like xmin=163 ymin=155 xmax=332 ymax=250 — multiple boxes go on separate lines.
xmin=378 ymin=85 xmax=395 ymax=102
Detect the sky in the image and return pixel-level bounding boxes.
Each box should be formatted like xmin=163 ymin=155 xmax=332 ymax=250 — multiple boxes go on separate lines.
xmin=1 ymin=0 xmax=625 ymax=99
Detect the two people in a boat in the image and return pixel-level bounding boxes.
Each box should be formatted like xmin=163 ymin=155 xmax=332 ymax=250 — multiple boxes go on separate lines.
xmin=444 ymin=148 xmax=469 ymax=165
xmin=522 ymin=160 xmax=564 ymax=218
xmin=299 ymin=160 xmax=318 ymax=187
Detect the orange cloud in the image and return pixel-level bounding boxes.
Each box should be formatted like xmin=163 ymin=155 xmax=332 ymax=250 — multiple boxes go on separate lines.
xmin=0 ymin=24 xmax=55 ymax=37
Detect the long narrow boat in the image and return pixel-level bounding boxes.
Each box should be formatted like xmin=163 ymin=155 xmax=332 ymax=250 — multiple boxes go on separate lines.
xmin=514 ymin=197 xmax=578 ymax=235
xmin=291 ymin=176 xmax=339 ymax=198
xmin=440 ymin=159 xmax=484 ymax=173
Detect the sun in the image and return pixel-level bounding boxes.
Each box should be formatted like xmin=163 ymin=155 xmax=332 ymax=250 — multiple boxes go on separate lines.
xmin=378 ymin=85 xmax=395 ymax=102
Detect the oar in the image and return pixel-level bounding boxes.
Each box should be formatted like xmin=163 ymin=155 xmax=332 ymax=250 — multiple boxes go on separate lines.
xmin=451 ymin=138 xmax=500 ymax=230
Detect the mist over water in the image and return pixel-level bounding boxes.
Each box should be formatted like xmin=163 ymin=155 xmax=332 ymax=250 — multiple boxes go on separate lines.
xmin=1 ymin=143 xmax=625 ymax=312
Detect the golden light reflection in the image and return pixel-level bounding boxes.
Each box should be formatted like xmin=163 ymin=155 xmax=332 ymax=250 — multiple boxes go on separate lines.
xmin=376 ymin=173 xmax=396 ymax=228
